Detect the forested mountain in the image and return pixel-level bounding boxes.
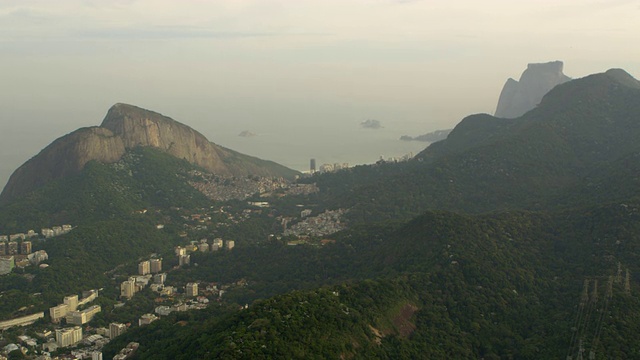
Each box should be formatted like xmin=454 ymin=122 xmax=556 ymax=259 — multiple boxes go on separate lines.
xmin=306 ymin=69 xmax=640 ymax=222
xmin=0 ymin=103 xmax=298 ymax=204
xmin=3 ymin=68 xmax=640 ymax=359
xmin=102 ymin=202 xmax=640 ymax=359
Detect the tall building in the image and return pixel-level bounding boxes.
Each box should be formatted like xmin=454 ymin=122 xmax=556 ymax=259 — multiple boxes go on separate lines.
xmin=138 ymin=260 xmax=150 ymax=275
xmin=7 ymin=242 xmax=18 ymax=255
xmin=310 ymin=158 xmax=316 ymax=173
xmin=0 ymin=256 xmax=15 ymax=275
xmin=226 ymin=240 xmax=235 ymax=250
xmin=50 ymin=304 xmax=69 ymax=323
xmin=56 ymin=326 xmax=82 ymax=348
xmin=109 ymin=322 xmax=127 ymax=339
xmin=178 ymin=254 xmax=190 ymax=266
xmin=20 ymin=241 xmax=32 ymax=255
xmin=92 ymin=352 xmax=103 ymax=360
xmin=120 ymin=280 xmax=136 ymax=299
xmin=150 ymin=258 xmax=162 ymax=273
xmin=185 ymin=283 xmax=198 ymax=297
xmin=153 ymin=273 xmax=167 ymax=285
xmin=64 ymin=295 xmax=79 ymax=312
xmin=175 ymin=246 xmax=186 ymax=256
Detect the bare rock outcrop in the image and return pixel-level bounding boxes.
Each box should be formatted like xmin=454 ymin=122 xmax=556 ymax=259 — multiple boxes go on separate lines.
xmin=0 ymin=104 xmax=297 ymax=204
xmin=495 ymin=61 xmax=571 ymax=118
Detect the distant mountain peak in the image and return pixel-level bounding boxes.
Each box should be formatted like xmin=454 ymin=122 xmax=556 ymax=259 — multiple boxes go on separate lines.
xmin=495 ymin=61 xmax=571 ymax=118
xmin=604 ymin=68 xmax=640 ymax=88
xmin=0 ymin=104 xmax=298 ymax=204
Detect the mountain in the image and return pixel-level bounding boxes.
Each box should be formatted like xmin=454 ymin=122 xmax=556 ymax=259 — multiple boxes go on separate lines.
xmin=305 ymin=69 xmax=640 ymax=221
xmin=399 ymin=128 xmax=452 ymax=143
xmin=494 ymin=61 xmax=571 ymax=118
xmin=0 ymin=103 xmax=298 ymax=205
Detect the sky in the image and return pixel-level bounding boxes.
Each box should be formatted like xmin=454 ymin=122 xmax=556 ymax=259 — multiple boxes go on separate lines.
xmin=1 ymin=0 xmax=639 ymax=189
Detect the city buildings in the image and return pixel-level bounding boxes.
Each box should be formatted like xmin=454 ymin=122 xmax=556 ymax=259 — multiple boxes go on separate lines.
xmin=109 ymin=323 xmax=127 ymax=339
xmin=0 ymin=312 xmax=45 ymax=330
xmin=0 ymin=256 xmax=15 ymax=275
xmin=66 ymin=305 xmax=101 ymax=325
xmin=226 ymin=240 xmax=235 ymax=250
xmin=138 ymin=260 xmax=150 ymax=275
xmin=138 ymin=313 xmax=158 ymax=326
xmin=153 ymin=273 xmax=167 ymax=285
xmin=150 ymin=258 xmax=162 ymax=273
xmin=20 ymin=241 xmax=32 ymax=255
xmin=198 ymin=242 xmax=209 ymax=252
xmin=64 ymin=295 xmax=78 ymax=312
xmin=178 ymin=254 xmax=190 ymax=266
xmin=120 ymin=280 xmax=136 ymax=299
xmin=185 ymin=283 xmax=198 ymax=297
xmin=50 ymin=304 xmax=70 ymax=323
xmin=56 ymin=326 xmax=83 ymax=348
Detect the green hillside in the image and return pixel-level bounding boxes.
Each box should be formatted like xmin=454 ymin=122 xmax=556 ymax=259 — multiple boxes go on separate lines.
xmin=0 ymin=146 xmax=210 ymax=233
xmin=101 ymin=203 xmax=640 ymax=359
xmin=305 ymin=69 xmax=640 ymax=222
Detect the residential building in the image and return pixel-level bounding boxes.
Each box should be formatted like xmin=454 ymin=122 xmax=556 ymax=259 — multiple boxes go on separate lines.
xmin=20 ymin=241 xmax=32 ymax=255
xmin=64 ymin=295 xmax=79 ymax=312
xmin=7 ymin=242 xmax=18 ymax=255
xmin=66 ymin=305 xmax=101 ymax=325
xmin=50 ymin=304 xmax=69 ymax=323
xmin=150 ymin=258 xmax=162 ymax=273
xmin=185 ymin=283 xmax=198 ymax=297
xmin=160 ymin=286 xmax=175 ymax=296
xmin=9 ymin=234 xmax=25 ymax=241
xmin=0 ymin=312 xmax=45 ymax=330
xmin=155 ymin=306 xmax=172 ymax=316
xmin=27 ymin=250 xmax=48 ymax=265
xmin=153 ymin=273 xmax=166 ymax=285
xmin=78 ymin=290 xmax=98 ymax=306
xmin=175 ymin=246 xmax=186 ymax=256
xmin=138 ymin=313 xmax=158 ymax=326
xmin=121 ymin=280 xmax=136 ymax=299
xmin=109 ymin=323 xmax=127 ymax=339
xmin=0 ymin=256 xmax=15 ymax=275
xmin=138 ymin=260 xmax=150 ymax=275
xmin=226 ymin=240 xmax=235 ymax=250
xmin=213 ymin=238 xmax=223 ymax=248
xmin=178 ymin=254 xmax=190 ymax=266
xmin=56 ymin=326 xmax=82 ymax=348
xmin=0 ymin=241 xmax=6 ymax=256
xmin=41 ymin=228 xmax=54 ymax=238
xmin=92 ymin=351 xmax=103 ymax=360
xmin=198 ymin=242 xmax=209 ymax=252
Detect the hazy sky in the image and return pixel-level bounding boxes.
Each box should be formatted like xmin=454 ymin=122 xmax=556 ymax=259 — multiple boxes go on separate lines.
xmin=1 ymin=0 xmax=639 ymax=189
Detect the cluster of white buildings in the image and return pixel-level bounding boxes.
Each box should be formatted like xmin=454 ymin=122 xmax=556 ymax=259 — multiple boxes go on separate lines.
xmin=121 ymin=258 xmax=165 ymax=299
xmin=174 ymin=238 xmax=236 ymax=267
xmin=316 ymin=162 xmax=350 ymax=174
xmin=49 ymin=290 xmax=100 ymax=324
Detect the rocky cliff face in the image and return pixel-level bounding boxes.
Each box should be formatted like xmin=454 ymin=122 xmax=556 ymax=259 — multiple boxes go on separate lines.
xmin=0 ymin=104 xmax=298 ymax=204
xmin=495 ymin=61 xmax=571 ymax=118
